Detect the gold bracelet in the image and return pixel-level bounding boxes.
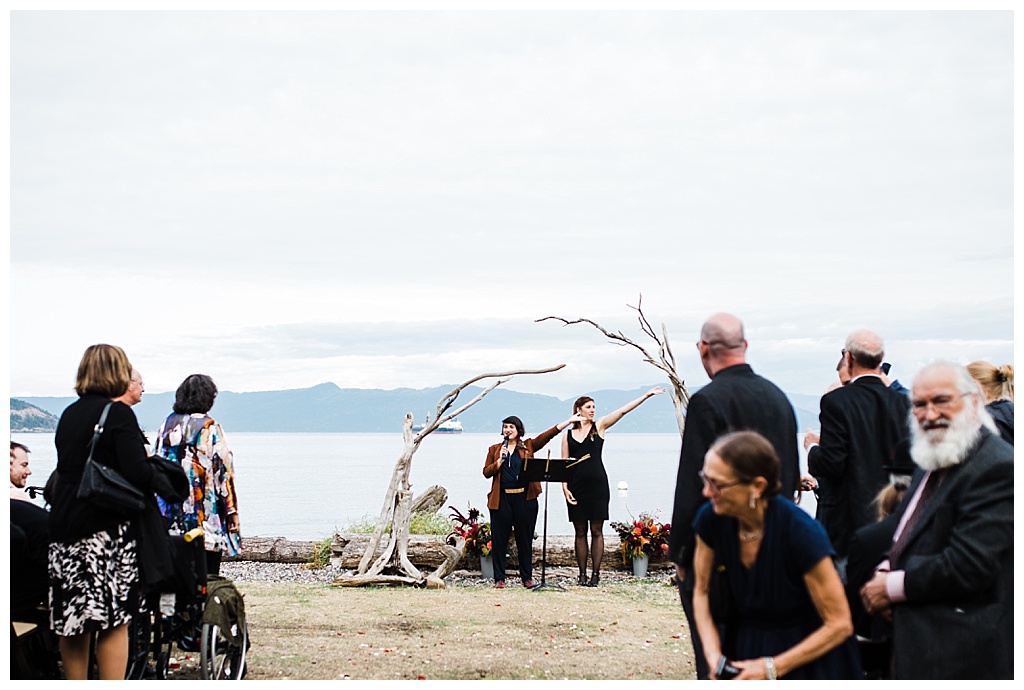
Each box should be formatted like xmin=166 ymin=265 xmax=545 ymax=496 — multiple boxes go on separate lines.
xmin=764 ymin=656 xmax=777 ymax=680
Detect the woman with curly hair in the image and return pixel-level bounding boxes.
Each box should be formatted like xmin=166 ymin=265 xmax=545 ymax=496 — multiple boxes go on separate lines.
xmin=155 ymin=374 xmax=241 ymax=575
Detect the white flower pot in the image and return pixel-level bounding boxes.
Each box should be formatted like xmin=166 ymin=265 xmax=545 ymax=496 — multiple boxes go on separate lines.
xmin=480 ymin=554 xmax=494 ymax=579
xmin=632 ymin=554 xmax=649 ymax=578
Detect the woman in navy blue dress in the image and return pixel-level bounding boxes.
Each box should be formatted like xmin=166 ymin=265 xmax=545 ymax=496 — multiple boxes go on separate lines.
xmin=561 ymin=387 xmax=665 ymax=587
xmin=692 ymin=431 xmax=862 ymax=679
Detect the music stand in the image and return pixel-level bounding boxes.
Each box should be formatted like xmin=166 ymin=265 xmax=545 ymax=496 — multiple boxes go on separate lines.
xmin=520 ymin=451 xmax=584 ymax=592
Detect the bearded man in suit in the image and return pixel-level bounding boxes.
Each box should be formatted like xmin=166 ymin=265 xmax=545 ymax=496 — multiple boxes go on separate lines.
xmin=668 ymin=312 xmax=800 ymax=679
xmin=803 ymin=329 xmax=912 ymax=580
xmin=859 ymin=361 xmax=1013 ymax=679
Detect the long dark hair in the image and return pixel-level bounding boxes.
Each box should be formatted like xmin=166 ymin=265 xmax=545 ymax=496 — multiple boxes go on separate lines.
xmin=571 ymin=396 xmax=596 ymax=439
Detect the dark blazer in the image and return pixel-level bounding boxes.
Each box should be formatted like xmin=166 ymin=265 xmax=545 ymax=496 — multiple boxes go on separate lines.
xmin=668 ymin=364 xmax=800 ymax=566
xmin=50 ymin=395 xmax=154 ymax=544
xmin=483 ymin=425 xmax=560 ymax=510
xmin=986 ymin=399 xmax=1013 ymax=445
xmin=807 ymin=375 xmax=911 ymax=557
xmin=887 ymin=428 xmax=1014 ymax=679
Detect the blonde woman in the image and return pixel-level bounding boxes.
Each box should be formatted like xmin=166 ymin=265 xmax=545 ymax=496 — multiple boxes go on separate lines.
xmin=966 ymin=361 xmax=1013 ymax=445
xmin=49 ymin=345 xmax=153 ymax=679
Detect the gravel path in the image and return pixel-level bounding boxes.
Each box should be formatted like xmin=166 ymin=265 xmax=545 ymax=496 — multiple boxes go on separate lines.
xmin=219 ymin=561 xmax=672 ymax=587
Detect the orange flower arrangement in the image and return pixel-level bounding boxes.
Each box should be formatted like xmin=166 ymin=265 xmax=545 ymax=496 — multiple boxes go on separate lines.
xmin=447 ymin=504 xmax=493 ymax=558
xmin=610 ymin=512 xmax=671 ymax=563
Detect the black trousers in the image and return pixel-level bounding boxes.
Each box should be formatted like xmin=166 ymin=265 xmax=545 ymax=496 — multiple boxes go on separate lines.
xmin=489 ymin=491 xmax=538 ymax=582
xmin=678 ymin=564 xmax=711 ymax=680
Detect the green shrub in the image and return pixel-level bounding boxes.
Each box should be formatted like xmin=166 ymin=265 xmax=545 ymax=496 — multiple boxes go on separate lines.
xmin=409 ymin=511 xmax=454 ymax=535
xmin=342 ymin=511 xmax=453 ymax=536
xmin=306 ymin=534 xmax=336 ymax=569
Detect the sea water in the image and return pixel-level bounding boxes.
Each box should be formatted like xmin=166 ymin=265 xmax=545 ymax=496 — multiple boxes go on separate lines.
xmin=11 ymin=432 xmax=815 ymax=541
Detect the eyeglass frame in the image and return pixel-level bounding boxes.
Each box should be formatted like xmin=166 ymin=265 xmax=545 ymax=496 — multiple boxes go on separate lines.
xmin=697 ymin=470 xmax=748 ymax=495
xmin=911 ymin=392 xmax=975 ymax=413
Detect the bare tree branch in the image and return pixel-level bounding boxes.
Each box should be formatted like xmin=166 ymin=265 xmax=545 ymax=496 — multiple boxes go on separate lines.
xmin=537 ymin=295 xmax=690 ymax=438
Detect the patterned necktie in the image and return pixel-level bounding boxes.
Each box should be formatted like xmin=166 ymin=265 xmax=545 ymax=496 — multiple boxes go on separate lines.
xmin=890 ymin=469 xmax=946 ymax=566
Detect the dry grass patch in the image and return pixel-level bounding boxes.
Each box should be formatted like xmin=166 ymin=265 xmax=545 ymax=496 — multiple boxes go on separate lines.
xmin=233 ymin=573 xmax=698 ymax=680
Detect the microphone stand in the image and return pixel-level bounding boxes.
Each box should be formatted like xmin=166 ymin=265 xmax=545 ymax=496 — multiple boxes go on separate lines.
xmin=532 ymin=450 xmax=567 ymax=592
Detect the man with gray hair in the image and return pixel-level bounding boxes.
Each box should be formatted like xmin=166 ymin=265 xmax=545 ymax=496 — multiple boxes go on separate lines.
xmin=115 ymin=368 xmax=145 ymax=407
xmin=804 ymin=329 xmax=911 ymax=578
xmin=668 ymin=312 xmax=800 ymax=679
xmin=859 ymin=361 xmax=1013 ymax=679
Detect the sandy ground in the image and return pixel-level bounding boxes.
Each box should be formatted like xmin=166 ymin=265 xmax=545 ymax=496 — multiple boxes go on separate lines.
xmin=164 ymin=565 xmax=698 ymax=681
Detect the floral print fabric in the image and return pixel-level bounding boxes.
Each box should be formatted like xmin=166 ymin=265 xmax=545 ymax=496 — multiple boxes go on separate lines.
xmin=155 ymin=413 xmax=241 ymax=557
xmin=48 ymin=521 xmax=138 ymax=636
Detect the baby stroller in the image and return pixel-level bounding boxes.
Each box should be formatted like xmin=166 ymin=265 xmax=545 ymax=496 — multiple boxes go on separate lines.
xmin=126 ymin=527 xmax=249 ymax=680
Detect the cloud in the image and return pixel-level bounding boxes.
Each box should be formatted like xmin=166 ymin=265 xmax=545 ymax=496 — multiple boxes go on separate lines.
xmin=9 ymin=11 xmax=1013 ymax=400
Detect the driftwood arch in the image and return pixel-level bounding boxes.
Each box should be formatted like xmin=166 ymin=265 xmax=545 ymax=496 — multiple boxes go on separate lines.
xmin=538 ymin=294 xmax=690 ymax=439
xmin=333 ymin=364 xmax=565 ymax=588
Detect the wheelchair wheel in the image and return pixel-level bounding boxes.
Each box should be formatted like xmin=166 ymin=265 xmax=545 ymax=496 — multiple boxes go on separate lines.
xmin=200 ymin=620 xmax=248 ymax=680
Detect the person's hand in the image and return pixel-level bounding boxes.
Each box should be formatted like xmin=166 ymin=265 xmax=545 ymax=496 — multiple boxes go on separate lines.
xmin=802 ymin=430 xmax=820 ymax=450
xmin=566 ymin=414 xmax=586 ymax=427
xmin=799 ymin=474 xmax=818 ymax=492
xmin=733 ymin=657 xmax=770 ymax=680
xmin=860 ymin=570 xmax=893 ymax=620
xmin=563 ymin=486 xmax=577 ymax=505
xmin=647 ymin=386 xmax=666 ymax=397
xmin=228 ymin=513 xmax=241 ymax=533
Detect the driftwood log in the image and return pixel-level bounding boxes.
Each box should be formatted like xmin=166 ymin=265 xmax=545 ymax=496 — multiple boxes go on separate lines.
xmin=227 ymin=534 xmax=672 ymax=573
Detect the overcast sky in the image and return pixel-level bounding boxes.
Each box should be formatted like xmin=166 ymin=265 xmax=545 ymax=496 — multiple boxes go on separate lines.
xmin=8 ymin=9 xmax=1014 ymax=403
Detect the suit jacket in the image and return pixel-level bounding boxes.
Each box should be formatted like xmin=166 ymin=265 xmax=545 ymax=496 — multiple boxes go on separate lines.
xmin=886 ymin=428 xmax=1014 ymax=679
xmin=483 ymin=425 xmax=560 ymax=511
xmin=668 ymin=364 xmax=800 ymax=566
xmin=807 ymin=375 xmax=911 ymax=556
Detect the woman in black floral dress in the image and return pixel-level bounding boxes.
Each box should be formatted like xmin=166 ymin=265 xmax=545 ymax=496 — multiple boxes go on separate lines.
xmin=49 ymin=344 xmax=153 ymax=679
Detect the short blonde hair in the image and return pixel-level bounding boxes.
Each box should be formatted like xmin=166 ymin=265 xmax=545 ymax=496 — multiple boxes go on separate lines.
xmin=75 ymin=344 xmax=132 ymax=398
xmin=966 ymin=361 xmax=1014 ymax=403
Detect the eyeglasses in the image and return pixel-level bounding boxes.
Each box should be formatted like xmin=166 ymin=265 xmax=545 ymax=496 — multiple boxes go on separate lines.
xmin=698 ymin=470 xmax=746 ymax=494
xmin=911 ymin=393 xmax=974 ymax=413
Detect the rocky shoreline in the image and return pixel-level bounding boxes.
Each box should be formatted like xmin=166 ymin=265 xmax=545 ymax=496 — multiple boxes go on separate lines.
xmin=229 ymin=534 xmax=670 ymax=573
xmin=220 ymin=560 xmax=675 ymax=587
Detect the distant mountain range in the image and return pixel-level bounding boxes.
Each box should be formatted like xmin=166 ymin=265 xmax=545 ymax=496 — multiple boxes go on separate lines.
xmin=12 ymin=382 xmax=822 ymax=434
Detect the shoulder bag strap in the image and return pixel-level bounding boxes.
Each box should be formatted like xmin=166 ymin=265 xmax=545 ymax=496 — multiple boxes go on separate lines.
xmin=85 ymin=402 xmax=115 ymax=466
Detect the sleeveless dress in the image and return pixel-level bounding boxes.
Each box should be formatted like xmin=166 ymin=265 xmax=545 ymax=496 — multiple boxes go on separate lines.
xmin=565 ymin=429 xmax=610 ymax=522
xmin=693 ymin=498 xmax=863 ymax=679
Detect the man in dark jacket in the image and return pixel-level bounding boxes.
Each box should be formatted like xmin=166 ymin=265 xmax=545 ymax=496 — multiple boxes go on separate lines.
xmin=860 ymin=361 xmax=1013 ymax=679
xmin=804 ymin=329 xmax=911 ymax=580
xmin=668 ymin=312 xmax=800 ymax=679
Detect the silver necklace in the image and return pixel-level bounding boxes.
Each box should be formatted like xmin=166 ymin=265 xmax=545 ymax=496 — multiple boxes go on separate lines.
xmin=738 ymin=527 xmax=763 ymax=542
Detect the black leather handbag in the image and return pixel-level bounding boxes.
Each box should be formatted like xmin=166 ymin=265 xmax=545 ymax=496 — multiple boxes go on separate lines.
xmin=76 ymin=402 xmax=146 ymax=515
